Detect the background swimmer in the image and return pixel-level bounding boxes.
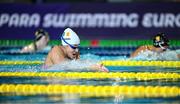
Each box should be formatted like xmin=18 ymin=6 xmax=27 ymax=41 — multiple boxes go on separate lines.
xmin=44 ymin=28 xmax=109 ymax=72
xmin=20 ymin=29 xmax=50 ymax=53
xmin=130 ymin=33 xmax=180 ymax=60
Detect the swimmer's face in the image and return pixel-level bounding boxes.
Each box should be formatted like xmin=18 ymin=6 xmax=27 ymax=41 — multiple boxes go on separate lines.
xmin=65 ymin=44 xmax=79 ymax=59
xmin=36 ymin=35 xmax=49 ymax=44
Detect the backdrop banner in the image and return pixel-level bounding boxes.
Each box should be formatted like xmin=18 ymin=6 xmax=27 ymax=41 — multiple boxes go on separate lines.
xmin=0 ymin=3 xmax=180 ymax=39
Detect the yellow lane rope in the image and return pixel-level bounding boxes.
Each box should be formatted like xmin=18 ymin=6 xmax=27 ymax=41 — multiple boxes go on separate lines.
xmin=0 ymin=60 xmax=180 ymax=67
xmin=0 ymin=61 xmax=43 ymax=65
xmin=101 ymin=60 xmax=180 ymax=67
xmin=0 ymin=72 xmax=180 ymax=80
xmin=0 ymin=84 xmax=179 ymax=98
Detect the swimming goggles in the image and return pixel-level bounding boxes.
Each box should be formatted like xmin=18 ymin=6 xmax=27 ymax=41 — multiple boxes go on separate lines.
xmin=35 ymin=35 xmax=43 ymax=41
xmin=159 ymin=43 xmax=167 ymax=51
xmin=61 ymin=36 xmax=79 ymax=52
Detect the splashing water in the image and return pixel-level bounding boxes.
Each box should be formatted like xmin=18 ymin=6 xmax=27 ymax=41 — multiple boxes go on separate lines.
xmin=131 ymin=49 xmax=179 ymax=61
xmin=81 ymin=53 xmax=127 ymax=60
xmin=175 ymin=49 xmax=180 ymax=54
xmin=43 ymin=59 xmax=99 ymax=72
xmin=41 ymin=53 xmax=127 ymax=72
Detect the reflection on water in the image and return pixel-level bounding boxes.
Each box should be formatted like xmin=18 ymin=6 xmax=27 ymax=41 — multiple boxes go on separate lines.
xmin=1 ymin=94 xmax=180 ymax=104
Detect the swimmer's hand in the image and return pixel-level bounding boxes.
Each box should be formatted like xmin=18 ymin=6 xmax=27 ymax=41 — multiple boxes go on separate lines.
xmin=178 ymin=54 xmax=180 ymax=59
xmin=90 ymin=63 xmax=109 ymax=72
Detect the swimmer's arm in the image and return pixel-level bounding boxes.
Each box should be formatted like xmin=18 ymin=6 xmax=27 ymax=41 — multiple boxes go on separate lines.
xmin=89 ymin=63 xmax=109 ymax=72
xmin=76 ymin=60 xmax=108 ymax=72
xmin=130 ymin=46 xmax=147 ymax=58
xmin=20 ymin=43 xmax=35 ymax=53
xmin=178 ymin=54 xmax=180 ymax=59
xmin=51 ymin=46 xmax=65 ymax=64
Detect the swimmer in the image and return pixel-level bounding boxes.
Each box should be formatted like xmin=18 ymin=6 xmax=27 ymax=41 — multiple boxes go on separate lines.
xmin=44 ymin=28 xmax=109 ymax=72
xmin=130 ymin=33 xmax=180 ymax=59
xmin=20 ymin=29 xmax=50 ymax=53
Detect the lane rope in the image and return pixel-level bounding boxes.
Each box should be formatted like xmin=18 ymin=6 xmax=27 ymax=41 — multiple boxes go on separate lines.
xmin=101 ymin=60 xmax=180 ymax=67
xmin=0 ymin=72 xmax=180 ymax=80
xmin=0 ymin=60 xmax=179 ymax=67
xmin=0 ymin=84 xmax=179 ymax=98
xmin=0 ymin=61 xmax=43 ymax=65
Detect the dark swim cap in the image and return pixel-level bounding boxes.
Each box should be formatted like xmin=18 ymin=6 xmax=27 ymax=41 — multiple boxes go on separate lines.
xmin=153 ymin=33 xmax=169 ymax=48
xmin=35 ymin=29 xmax=48 ymax=41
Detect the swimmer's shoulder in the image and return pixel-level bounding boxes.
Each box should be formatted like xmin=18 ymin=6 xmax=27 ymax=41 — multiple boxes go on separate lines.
xmin=50 ymin=45 xmax=65 ymax=55
xmin=51 ymin=45 xmax=62 ymax=51
xmin=137 ymin=45 xmax=149 ymax=50
xmin=139 ymin=45 xmax=154 ymax=51
xmin=46 ymin=45 xmax=63 ymax=61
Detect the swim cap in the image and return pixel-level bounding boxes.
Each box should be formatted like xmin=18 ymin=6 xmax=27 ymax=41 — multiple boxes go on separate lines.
xmin=61 ymin=28 xmax=80 ymax=46
xmin=153 ymin=33 xmax=169 ymax=48
xmin=35 ymin=29 xmax=48 ymax=41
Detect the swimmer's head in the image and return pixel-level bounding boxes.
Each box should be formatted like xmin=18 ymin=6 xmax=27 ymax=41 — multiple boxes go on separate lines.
xmin=35 ymin=29 xmax=48 ymax=41
xmin=61 ymin=28 xmax=80 ymax=59
xmin=153 ymin=33 xmax=169 ymax=50
xmin=61 ymin=28 xmax=80 ymax=51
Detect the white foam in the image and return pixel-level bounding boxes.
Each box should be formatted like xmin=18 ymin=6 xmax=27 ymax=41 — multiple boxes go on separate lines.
xmin=175 ymin=49 xmax=180 ymax=54
xmin=132 ymin=49 xmax=179 ymax=61
xmin=44 ymin=59 xmax=99 ymax=72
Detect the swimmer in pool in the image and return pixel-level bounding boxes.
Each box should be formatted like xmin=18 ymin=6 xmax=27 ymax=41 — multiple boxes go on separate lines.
xmin=130 ymin=33 xmax=180 ymax=59
xmin=20 ymin=29 xmax=50 ymax=53
xmin=44 ymin=28 xmax=109 ymax=72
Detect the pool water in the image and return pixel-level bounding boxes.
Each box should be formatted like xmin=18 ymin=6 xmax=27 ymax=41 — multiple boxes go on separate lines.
xmin=0 ymin=46 xmax=180 ymax=104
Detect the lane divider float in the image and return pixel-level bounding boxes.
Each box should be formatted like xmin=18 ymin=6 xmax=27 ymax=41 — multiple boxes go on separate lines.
xmin=0 ymin=72 xmax=180 ymax=80
xmin=0 ymin=60 xmax=179 ymax=67
xmin=0 ymin=84 xmax=179 ymax=98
